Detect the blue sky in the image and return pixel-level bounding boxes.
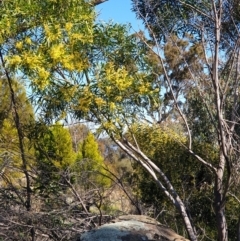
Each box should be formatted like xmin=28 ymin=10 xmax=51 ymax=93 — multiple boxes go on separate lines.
xmin=96 ymin=0 xmax=144 ymax=32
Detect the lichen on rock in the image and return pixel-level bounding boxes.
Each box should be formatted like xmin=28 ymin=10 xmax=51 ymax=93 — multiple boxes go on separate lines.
xmin=76 ymin=215 xmax=190 ymax=241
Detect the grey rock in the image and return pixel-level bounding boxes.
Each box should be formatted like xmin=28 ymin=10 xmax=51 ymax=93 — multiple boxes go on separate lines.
xmin=76 ymin=215 xmax=190 ymax=241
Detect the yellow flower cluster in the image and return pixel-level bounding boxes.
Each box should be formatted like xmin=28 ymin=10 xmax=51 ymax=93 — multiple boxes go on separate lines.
xmin=22 ymin=52 xmax=43 ymax=68
xmin=77 ymin=88 xmax=93 ymax=112
xmin=95 ymin=97 xmax=106 ymax=107
xmin=38 ymin=67 xmax=50 ymax=80
xmin=61 ymin=52 xmax=88 ymax=72
xmin=102 ymin=121 xmax=115 ymax=131
xmin=137 ymin=80 xmax=152 ymax=94
xmin=74 ymin=60 xmax=88 ymax=72
xmin=49 ymin=43 xmax=65 ymax=61
xmin=7 ymin=55 xmax=22 ymax=67
xmin=15 ymin=41 xmax=23 ymax=50
xmin=109 ymin=102 xmax=116 ymax=111
xmin=65 ymin=22 xmax=73 ymax=32
xmin=31 ymin=66 xmax=50 ymax=89
xmin=71 ymin=33 xmax=84 ymax=41
xmin=32 ymin=78 xmax=49 ymax=89
xmin=138 ymin=85 xmax=149 ymax=94
xmin=44 ymin=23 xmax=62 ymax=42
xmin=25 ymin=37 xmax=32 ymax=45
xmin=61 ymin=55 xmax=75 ymax=71
xmin=104 ymin=62 xmax=134 ymax=91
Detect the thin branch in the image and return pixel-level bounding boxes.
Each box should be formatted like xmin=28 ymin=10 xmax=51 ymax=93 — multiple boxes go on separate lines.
xmin=179 ymin=0 xmax=214 ymax=21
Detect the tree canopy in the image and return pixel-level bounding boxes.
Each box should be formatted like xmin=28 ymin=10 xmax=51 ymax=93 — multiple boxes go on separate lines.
xmin=1 ymin=0 xmax=240 ymax=241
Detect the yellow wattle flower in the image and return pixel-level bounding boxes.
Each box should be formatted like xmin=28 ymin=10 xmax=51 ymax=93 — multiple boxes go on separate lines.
xmin=38 ymin=67 xmax=50 ymax=80
xmin=65 ymin=22 xmax=73 ymax=32
xmin=95 ymin=97 xmax=105 ymax=107
xmin=15 ymin=41 xmax=23 ymax=50
xmin=49 ymin=44 xmax=64 ymax=61
xmin=109 ymin=102 xmax=116 ymax=111
xmin=25 ymin=37 xmax=32 ymax=45
xmin=8 ymin=55 xmax=22 ymax=66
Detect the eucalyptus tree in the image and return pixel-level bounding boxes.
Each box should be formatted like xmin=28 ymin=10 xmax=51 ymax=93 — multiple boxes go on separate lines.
xmin=129 ymin=1 xmax=240 ymax=241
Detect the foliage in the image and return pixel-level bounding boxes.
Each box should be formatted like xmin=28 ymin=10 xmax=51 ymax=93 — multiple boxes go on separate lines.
xmin=2 ymin=0 xmax=240 ymax=240
xmin=0 ymin=0 xmax=95 ymax=127
xmin=0 ymin=1 xmax=135 ymax=240
xmin=130 ymin=1 xmax=240 ymax=240
xmin=34 ymin=123 xmax=76 ymax=194
xmin=130 ymin=123 xmax=219 ymax=238
xmin=1 ymin=0 xmax=94 ymax=81
xmin=76 ymin=132 xmax=111 ymax=188
xmin=185 ymin=89 xmax=217 ymax=143
xmin=30 ymin=22 xmax=162 ymax=128
xmin=131 ymin=0 xmax=240 ymax=47
xmin=0 ymin=79 xmax=34 ymax=185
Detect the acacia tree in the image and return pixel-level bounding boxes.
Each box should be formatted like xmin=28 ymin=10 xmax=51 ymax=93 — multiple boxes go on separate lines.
xmin=0 ymin=0 xmax=95 ymax=240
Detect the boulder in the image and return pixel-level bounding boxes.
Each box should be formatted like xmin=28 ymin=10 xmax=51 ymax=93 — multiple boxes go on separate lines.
xmin=76 ymin=215 xmax=190 ymax=241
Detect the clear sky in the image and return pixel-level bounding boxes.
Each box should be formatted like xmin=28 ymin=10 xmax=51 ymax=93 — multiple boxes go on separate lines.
xmin=96 ymin=0 xmax=144 ymax=32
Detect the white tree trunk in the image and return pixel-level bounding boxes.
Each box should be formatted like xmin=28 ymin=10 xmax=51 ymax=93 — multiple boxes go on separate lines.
xmin=114 ymin=138 xmax=198 ymax=241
